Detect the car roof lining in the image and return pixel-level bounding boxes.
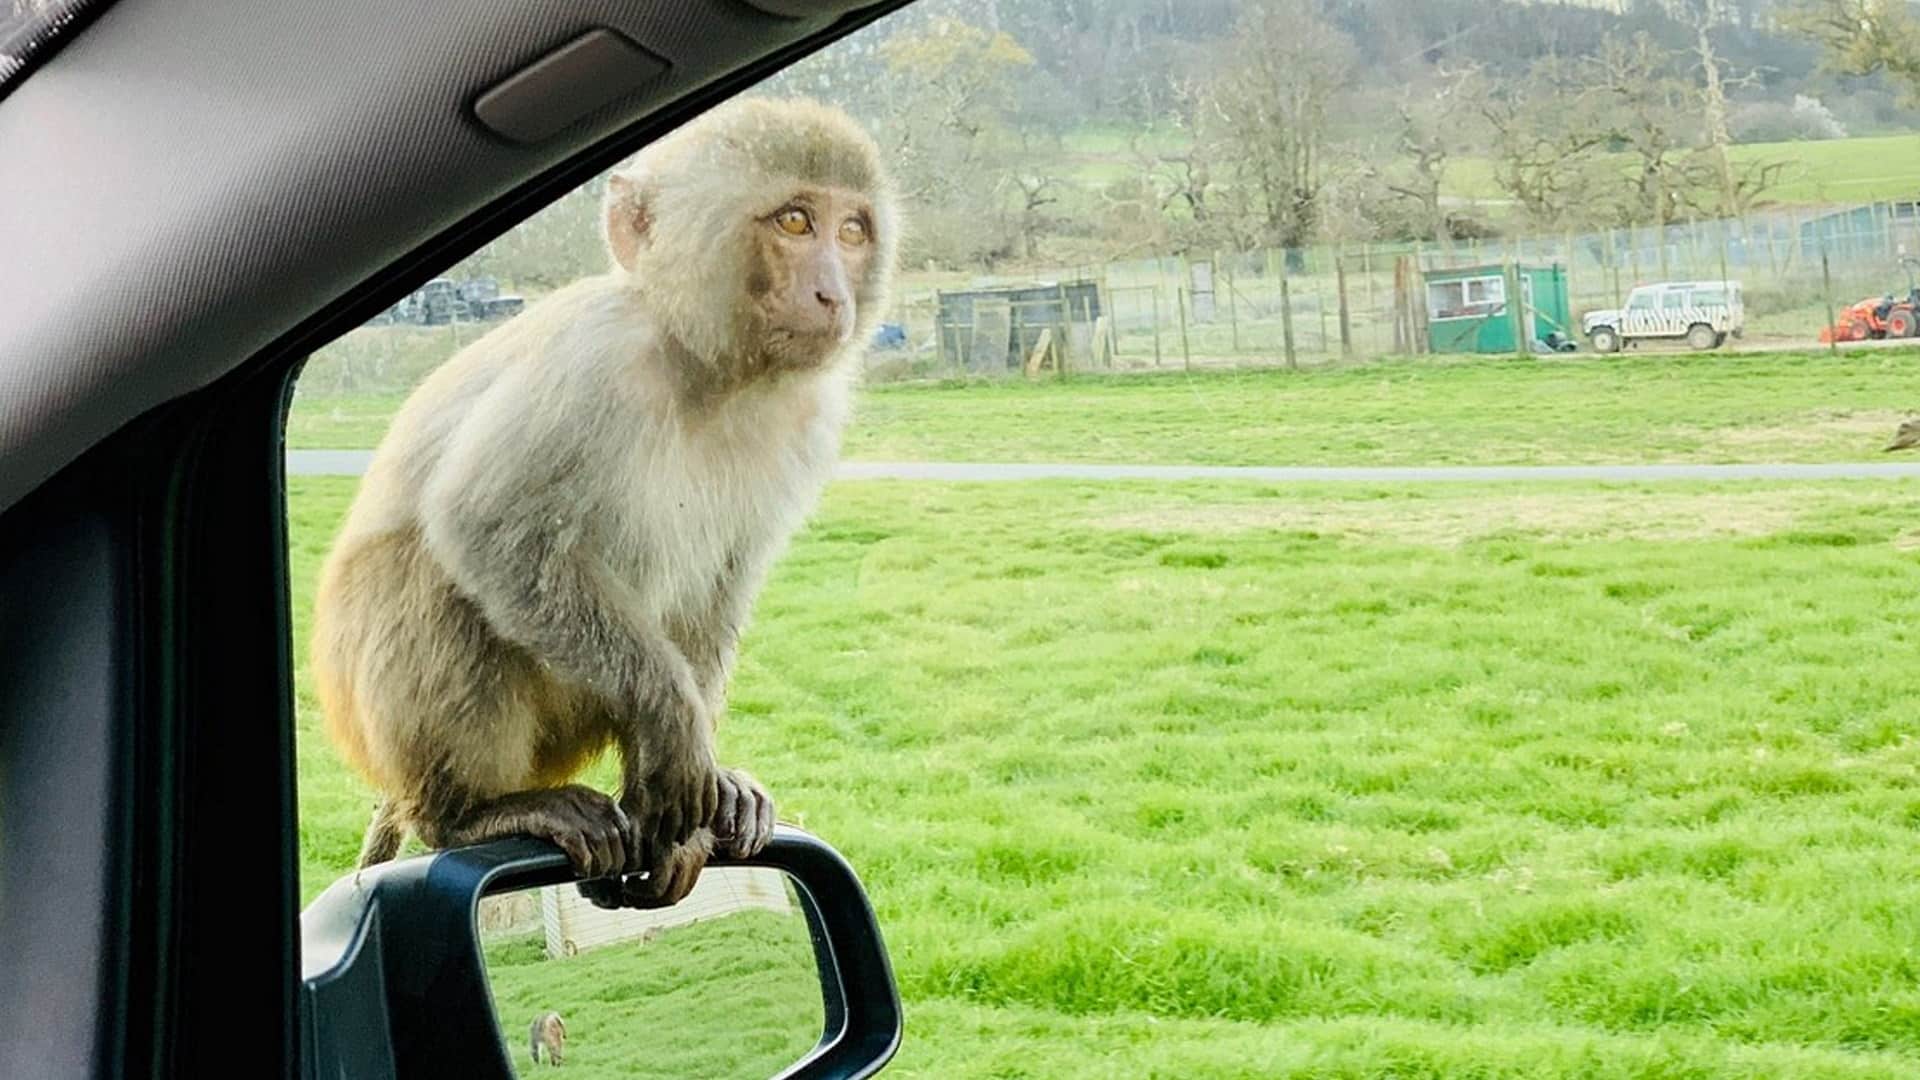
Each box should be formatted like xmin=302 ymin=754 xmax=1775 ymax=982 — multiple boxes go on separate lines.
xmin=0 ymin=0 xmax=909 ymax=515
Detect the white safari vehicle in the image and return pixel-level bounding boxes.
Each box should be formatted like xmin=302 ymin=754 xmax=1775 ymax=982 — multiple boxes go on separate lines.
xmin=1581 ymin=280 xmax=1744 ymax=353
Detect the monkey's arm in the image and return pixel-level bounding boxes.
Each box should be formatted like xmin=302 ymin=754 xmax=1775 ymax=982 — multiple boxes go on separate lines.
xmin=418 ymin=370 xmax=718 ymax=855
xmin=664 ymin=546 xmax=779 ymax=863
xmin=672 ymin=549 xmax=768 ymax=719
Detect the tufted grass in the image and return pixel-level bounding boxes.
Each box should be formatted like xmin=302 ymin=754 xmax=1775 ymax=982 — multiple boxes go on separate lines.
xmin=291 ymin=346 xmax=1920 ymax=468
xmin=291 ymin=474 xmax=1920 ymax=1077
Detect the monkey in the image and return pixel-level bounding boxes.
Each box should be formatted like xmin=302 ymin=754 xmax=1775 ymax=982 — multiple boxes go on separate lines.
xmin=310 ymin=95 xmax=898 ymax=908
xmin=529 ymin=1011 xmax=565 ymax=1067
xmin=1886 ymin=417 xmax=1920 ymax=452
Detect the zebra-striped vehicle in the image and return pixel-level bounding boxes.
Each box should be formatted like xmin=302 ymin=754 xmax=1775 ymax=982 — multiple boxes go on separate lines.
xmin=1581 ymin=280 xmax=1744 ymax=353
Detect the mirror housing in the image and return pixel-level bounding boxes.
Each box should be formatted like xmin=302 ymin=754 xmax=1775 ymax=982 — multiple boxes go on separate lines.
xmin=300 ymin=825 xmax=901 ymax=1079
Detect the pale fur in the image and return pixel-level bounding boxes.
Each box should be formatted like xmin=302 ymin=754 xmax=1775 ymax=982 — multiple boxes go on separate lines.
xmin=312 ymin=95 xmax=895 ymax=888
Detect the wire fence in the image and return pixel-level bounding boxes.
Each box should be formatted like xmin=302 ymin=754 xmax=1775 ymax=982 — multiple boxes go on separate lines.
xmin=867 ymin=199 xmax=1920 ymax=380
xmin=298 ymin=198 xmax=1920 ymax=400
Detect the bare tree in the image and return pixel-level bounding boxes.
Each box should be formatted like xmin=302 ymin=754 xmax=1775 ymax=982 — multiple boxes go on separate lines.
xmin=1127 ymin=76 xmax=1260 ymax=252
xmin=1208 ymin=0 xmax=1355 ymax=249
xmin=1003 ymin=167 xmax=1061 ymax=260
xmin=1586 ymin=32 xmax=1702 ymax=226
xmin=1680 ymin=0 xmax=1789 ymax=217
xmin=1381 ymin=65 xmax=1485 ymax=245
xmin=1479 ymin=61 xmax=1610 ymax=230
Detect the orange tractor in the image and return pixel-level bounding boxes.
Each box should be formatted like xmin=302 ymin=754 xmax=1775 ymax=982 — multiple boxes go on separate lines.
xmin=1820 ymin=258 xmax=1920 ymax=342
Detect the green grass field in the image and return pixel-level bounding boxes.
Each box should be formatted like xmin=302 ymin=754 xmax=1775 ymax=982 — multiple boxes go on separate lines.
xmin=293 ymin=471 xmax=1920 ymax=1078
xmin=484 ymin=909 xmax=824 ymax=1078
xmin=843 ymin=350 xmax=1920 ymax=466
xmin=1048 ymin=130 xmax=1920 ymax=208
xmin=1442 ymin=132 xmax=1920 ymax=207
xmin=289 ymin=347 xmax=1920 ymax=463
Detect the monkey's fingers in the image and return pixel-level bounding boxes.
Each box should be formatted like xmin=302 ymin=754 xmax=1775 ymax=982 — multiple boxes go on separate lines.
xmin=748 ymin=783 xmax=775 ymax=859
xmin=713 ymin=770 xmax=745 ymax=843
xmin=679 ymin=767 xmax=719 ymax=846
xmin=643 ymin=762 xmax=719 ymax=854
xmin=623 ymin=842 xmax=709 ymax=909
xmin=560 ymin=787 xmax=630 ymax=878
xmin=715 ymin=769 xmax=775 ymax=859
xmin=510 ymin=786 xmax=627 ymax=879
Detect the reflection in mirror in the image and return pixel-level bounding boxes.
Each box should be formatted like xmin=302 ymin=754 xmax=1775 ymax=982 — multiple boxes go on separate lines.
xmin=479 ymin=866 xmax=826 ymax=1078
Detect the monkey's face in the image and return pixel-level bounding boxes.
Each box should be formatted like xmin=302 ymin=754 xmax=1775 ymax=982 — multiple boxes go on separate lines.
xmin=602 ymin=97 xmax=898 ymax=377
xmin=746 ymin=186 xmax=876 ymax=370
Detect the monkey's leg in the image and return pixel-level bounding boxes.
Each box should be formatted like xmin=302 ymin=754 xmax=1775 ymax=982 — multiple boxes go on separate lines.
xmin=421 ymin=785 xmax=630 ymax=879
xmin=355 ymin=798 xmax=408 ymax=869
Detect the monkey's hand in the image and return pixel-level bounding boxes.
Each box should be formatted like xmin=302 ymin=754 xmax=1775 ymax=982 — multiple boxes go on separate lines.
xmin=712 ymin=767 xmax=775 ymax=859
xmin=620 ymin=741 xmax=721 ymax=868
xmin=579 ymin=830 xmax=714 ymax=911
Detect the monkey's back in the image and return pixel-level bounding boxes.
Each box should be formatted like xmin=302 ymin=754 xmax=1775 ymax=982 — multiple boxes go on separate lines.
xmin=312 ymin=280 xmax=623 ymax=795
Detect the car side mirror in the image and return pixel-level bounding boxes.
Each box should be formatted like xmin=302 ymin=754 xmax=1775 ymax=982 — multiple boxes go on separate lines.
xmin=300 ymin=825 xmax=901 ymax=1079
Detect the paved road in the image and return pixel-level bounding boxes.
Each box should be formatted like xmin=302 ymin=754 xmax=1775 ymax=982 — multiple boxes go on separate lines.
xmin=286 ymin=450 xmax=1920 ymax=483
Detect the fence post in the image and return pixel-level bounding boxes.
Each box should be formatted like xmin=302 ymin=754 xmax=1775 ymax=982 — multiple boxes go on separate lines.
xmin=1336 ymin=252 xmax=1354 ymax=359
xmin=932 ymin=289 xmax=947 ymax=374
xmin=1079 ymin=292 xmax=1097 ymax=369
xmin=1505 ymin=259 xmax=1528 ymax=361
xmin=1822 ymin=248 xmax=1838 ymax=357
xmin=1280 ymin=272 xmax=1298 ymax=370
xmin=1055 ymin=282 xmax=1073 ymax=374
xmin=1100 ymin=272 xmax=1118 ymax=360
xmin=1411 ymin=241 xmax=1429 ymax=354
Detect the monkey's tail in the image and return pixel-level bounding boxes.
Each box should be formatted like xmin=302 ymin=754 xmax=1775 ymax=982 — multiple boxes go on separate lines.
xmin=355 ymin=799 xmax=407 ymax=869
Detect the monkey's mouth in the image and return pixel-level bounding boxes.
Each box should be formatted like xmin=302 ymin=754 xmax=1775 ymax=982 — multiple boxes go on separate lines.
xmin=762 ymin=325 xmax=849 ymax=368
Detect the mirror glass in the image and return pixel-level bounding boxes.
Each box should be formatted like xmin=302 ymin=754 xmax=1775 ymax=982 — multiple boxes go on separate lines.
xmin=479 ymin=866 xmax=828 ymax=1078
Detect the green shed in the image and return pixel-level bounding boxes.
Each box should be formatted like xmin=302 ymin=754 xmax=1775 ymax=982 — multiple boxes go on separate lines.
xmin=1423 ymin=262 xmax=1572 ymax=354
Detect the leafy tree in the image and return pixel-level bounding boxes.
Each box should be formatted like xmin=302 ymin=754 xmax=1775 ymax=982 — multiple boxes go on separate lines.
xmin=1785 ymin=0 xmax=1920 ymax=102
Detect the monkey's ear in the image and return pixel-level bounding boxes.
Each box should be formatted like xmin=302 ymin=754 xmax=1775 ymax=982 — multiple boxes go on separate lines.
xmin=602 ymin=172 xmax=654 ymax=273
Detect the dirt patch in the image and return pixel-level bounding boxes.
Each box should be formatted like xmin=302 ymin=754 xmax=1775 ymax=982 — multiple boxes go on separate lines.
xmin=1096 ymin=490 xmax=1824 ymax=546
xmin=1692 ymin=410 xmax=1909 ymax=453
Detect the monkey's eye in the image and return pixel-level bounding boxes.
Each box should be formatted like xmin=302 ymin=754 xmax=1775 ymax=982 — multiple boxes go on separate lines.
xmin=838 ymin=217 xmax=870 ymax=246
xmin=774 ymin=207 xmax=812 ymax=236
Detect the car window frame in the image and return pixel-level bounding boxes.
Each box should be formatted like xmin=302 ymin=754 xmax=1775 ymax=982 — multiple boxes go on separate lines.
xmin=0 ymin=4 xmax=920 ymax=1076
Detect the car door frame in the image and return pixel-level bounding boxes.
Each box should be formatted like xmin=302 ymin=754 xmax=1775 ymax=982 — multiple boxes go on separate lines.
xmin=0 ymin=3 xmax=917 ymax=1077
